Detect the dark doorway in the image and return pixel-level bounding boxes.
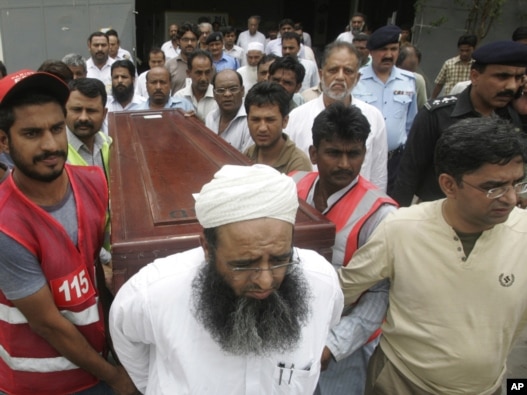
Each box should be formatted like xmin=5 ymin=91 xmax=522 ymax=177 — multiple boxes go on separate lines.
xmin=360 ymin=0 xmax=415 ymax=32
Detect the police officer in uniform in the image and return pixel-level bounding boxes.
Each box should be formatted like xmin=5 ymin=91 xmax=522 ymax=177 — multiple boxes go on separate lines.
xmin=353 ymin=25 xmax=418 ymax=196
xmin=392 ymin=40 xmax=527 ymax=206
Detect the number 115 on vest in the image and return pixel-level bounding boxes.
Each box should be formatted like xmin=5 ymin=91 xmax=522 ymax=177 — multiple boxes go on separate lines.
xmin=50 ymin=265 xmax=96 ymax=308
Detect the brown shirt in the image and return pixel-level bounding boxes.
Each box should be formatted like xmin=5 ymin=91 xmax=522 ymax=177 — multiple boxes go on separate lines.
xmin=245 ymin=133 xmax=312 ymax=174
xmin=165 ymin=54 xmax=188 ymax=93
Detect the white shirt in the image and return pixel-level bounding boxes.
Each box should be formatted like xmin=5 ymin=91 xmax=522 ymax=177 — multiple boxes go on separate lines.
xmin=237 ymin=65 xmax=258 ymax=92
xmin=237 ymin=30 xmax=267 ymax=52
xmin=103 ymin=94 xmax=146 ymax=134
xmin=299 ymin=58 xmax=320 ymax=92
xmin=113 ymin=47 xmax=133 ymax=62
xmin=302 ymin=32 xmax=312 ymax=48
xmin=336 ymin=31 xmax=354 ymax=44
xmin=110 ymin=247 xmax=343 ymax=395
xmin=205 ymin=105 xmax=254 ymax=152
xmin=106 ymin=94 xmax=146 ymax=113
xmin=285 ymin=95 xmax=388 ymax=192
xmin=86 ymin=57 xmax=115 ymax=95
xmin=224 ymin=45 xmax=245 ymax=67
xmin=161 ymin=40 xmax=180 ymax=61
xmin=174 ymin=80 xmax=218 ymax=122
xmin=134 ymin=71 xmax=149 ymax=99
xmin=302 ymin=45 xmax=316 ymax=63
xmin=449 ymin=80 xmax=471 ymax=95
xmin=266 ymin=39 xmax=307 ymax=59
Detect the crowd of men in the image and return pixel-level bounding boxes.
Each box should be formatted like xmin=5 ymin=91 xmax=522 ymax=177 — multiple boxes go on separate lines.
xmin=0 ymin=11 xmax=527 ymax=395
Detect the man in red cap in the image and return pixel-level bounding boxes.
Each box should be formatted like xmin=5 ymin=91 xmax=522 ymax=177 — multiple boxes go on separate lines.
xmin=0 ymin=70 xmax=137 ymax=395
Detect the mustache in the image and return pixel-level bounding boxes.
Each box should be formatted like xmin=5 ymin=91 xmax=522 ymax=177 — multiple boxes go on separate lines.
xmin=381 ymin=57 xmax=393 ymax=62
xmin=33 ymin=150 xmax=67 ymax=164
xmin=74 ymin=120 xmax=94 ymax=129
xmin=330 ymin=80 xmax=348 ymax=89
xmin=496 ymin=90 xmax=515 ymax=98
xmin=332 ymin=170 xmax=354 ymax=177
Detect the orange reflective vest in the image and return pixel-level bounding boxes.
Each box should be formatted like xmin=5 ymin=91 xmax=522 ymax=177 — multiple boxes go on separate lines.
xmin=292 ymin=171 xmax=397 ymax=265
xmin=0 ymin=165 xmax=108 ymax=395
xmin=291 ymin=171 xmax=397 ymax=342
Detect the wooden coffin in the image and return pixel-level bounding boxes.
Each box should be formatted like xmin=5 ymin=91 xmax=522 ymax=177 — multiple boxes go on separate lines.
xmin=108 ymin=109 xmax=335 ymax=292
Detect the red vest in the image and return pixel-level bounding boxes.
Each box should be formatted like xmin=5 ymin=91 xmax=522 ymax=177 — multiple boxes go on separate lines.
xmin=291 ymin=171 xmax=397 ymax=343
xmin=0 ymin=165 xmax=108 ymax=395
xmin=292 ymin=171 xmax=397 ymax=266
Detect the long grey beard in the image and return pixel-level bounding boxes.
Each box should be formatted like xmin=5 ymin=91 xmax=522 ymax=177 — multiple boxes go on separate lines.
xmin=191 ymin=261 xmax=312 ymax=356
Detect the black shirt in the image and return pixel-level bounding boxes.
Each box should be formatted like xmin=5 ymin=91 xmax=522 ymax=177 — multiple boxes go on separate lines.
xmin=391 ymin=86 xmax=523 ymax=206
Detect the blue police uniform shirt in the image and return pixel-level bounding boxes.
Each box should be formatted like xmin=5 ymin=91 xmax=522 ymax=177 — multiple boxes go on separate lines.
xmin=353 ymin=65 xmax=418 ymax=151
xmin=213 ymin=53 xmax=239 ymax=73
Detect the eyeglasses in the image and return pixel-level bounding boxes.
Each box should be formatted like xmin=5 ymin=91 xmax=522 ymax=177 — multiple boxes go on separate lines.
xmin=228 ymin=250 xmax=299 ymax=278
xmin=180 ymin=37 xmax=197 ymax=43
xmin=462 ymin=179 xmax=527 ymax=199
xmin=213 ymin=86 xmax=241 ymax=95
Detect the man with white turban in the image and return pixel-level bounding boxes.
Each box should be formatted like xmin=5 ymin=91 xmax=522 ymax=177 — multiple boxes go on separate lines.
xmin=237 ymin=42 xmax=264 ymax=92
xmin=109 ymin=164 xmax=343 ymax=394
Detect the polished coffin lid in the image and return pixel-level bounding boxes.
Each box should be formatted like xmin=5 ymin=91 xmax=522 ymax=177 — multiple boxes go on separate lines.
xmin=108 ymin=109 xmax=335 ymax=292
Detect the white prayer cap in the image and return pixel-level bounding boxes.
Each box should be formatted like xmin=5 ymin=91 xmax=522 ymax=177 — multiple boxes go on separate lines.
xmin=247 ymin=42 xmax=264 ymax=53
xmin=195 ymin=164 xmax=299 ymax=229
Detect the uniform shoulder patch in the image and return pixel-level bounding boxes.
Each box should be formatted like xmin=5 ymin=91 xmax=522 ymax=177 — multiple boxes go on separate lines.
xmin=424 ymin=95 xmax=458 ymax=111
xmin=398 ymin=68 xmax=416 ymax=80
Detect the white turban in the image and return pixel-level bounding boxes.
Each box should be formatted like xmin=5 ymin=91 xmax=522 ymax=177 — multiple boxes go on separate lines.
xmin=195 ymin=164 xmax=299 ymax=229
xmin=247 ymin=42 xmax=264 ymax=53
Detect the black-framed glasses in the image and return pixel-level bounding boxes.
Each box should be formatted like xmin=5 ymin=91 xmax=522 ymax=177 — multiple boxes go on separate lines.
xmin=228 ymin=249 xmax=299 ymax=277
xmin=213 ymin=86 xmax=241 ymax=95
xmin=462 ymin=179 xmax=527 ymax=199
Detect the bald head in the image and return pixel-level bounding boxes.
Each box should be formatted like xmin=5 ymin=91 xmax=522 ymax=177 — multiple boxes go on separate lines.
xmin=146 ymin=67 xmax=171 ymax=106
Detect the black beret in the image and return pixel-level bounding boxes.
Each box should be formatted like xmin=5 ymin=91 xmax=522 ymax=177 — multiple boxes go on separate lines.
xmin=512 ymin=26 xmax=527 ymax=42
xmin=472 ymin=40 xmax=527 ymax=67
xmin=367 ymin=25 xmax=401 ymax=50
xmin=205 ymin=32 xmax=223 ymax=45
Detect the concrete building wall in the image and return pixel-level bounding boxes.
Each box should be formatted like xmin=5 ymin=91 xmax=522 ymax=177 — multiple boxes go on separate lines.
xmin=413 ymin=0 xmax=526 ymax=90
xmin=0 ymin=0 xmax=135 ymax=72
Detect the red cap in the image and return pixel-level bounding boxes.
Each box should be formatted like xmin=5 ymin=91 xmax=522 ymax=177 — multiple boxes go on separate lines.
xmin=0 ymin=69 xmax=70 ymax=107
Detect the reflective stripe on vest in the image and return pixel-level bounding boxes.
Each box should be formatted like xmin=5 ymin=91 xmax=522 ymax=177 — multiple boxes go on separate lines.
xmin=292 ymin=171 xmax=397 ymax=344
xmin=0 ymin=344 xmax=80 ymax=372
xmin=0 ymin=300 xmax=100 ymax=326
xmin=0 ymin=165 xmax=107 ymax=395
xmin=67 ymin=132 xmax=111 ymax=251
xmin=67 ymin=131 xmax=111 ymax=180
xmin=293 ymin=171 xmax=397 ymax=266
xmin=328 ymin=180 xmax=396 ymax=266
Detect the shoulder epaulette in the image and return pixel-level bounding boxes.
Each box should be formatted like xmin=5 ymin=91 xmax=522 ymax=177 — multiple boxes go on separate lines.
xmin=424 ymin=95 xmax=458 ymax=111
xmin=398 ymin=68 xmax=416 ymax=80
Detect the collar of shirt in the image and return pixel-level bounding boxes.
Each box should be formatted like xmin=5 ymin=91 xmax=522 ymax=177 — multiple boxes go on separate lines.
xmin=306 ymin=175 xmax=359 ymax=214
xmin=67 ymin=127 xmax=105 ymax=155
xmin=214 ymin=53 xmax=232 ymax=64
xmin=211 ymin=103 xmax=247 ymax=125
xmin=452 ymin=55 xmax=474 ymax=65
xmin=107 ymin=94 xmax=146 ymax=111
xmin=87 ymin=57 xmax=114 ymax=71
xmin=180 ymin=80 xmax=215 ymax=100
xmin=361 ymin=65 xmax=407 ymax=84
xmin=175 ymin=54 xmax=187 ymax=64
xmin=167 ymin=96 xmax=191 ymax=109
xmin=451 ymin=85 xmax=480 ymax=117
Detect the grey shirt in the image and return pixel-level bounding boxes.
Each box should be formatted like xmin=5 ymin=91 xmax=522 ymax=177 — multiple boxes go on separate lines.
xmin=0 ymin=185 xmax=78 ymax=300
